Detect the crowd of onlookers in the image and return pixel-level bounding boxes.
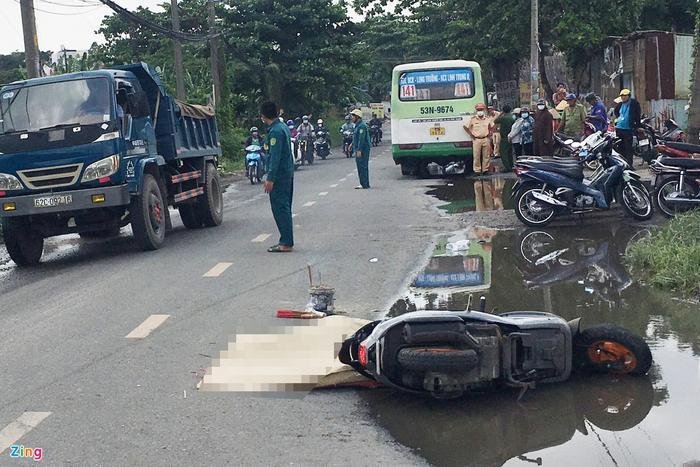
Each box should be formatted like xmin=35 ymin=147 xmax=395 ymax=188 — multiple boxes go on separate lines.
xmin=464 ymin=82 xmax=642 ymax=174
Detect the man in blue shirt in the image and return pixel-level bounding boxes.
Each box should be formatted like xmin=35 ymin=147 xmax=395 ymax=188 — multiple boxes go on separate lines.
xmin=585 ymin=93 xmax=608 ymax=133
xmin=351 ymin=109 xmax=371 ymax=189
xmin=261 ymin=101 xmax=294 ymax=252
xmin=613 ymin=89 xmax=641 ymax=166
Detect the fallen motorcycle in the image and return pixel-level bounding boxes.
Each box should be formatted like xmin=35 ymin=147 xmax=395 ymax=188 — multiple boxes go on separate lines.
xmin=339 ymin=303 xmax=652 ymax=399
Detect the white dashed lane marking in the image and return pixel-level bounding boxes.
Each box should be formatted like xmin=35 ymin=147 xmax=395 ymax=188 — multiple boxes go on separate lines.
xmin=318 ymin=192 xmax=328 ymax=196
xmin=251 ymin=233 xmax=272 ymax=243
xmin=125 ymin=315 xmax=170 ymax=339
xmin=292 ymin=213 xmax=298 ymax=218
xmin=339 ymin=178 xmax=346 ymax=182
xmin=330 ymin=184 xmax=338 ymax=188
xmin=303 ymin=201 xmax=316 ymax=207
xmin=203 ymin=262 xmax=233 ymax=277
xmin=0 ymin=412 xmax=51 ymax=455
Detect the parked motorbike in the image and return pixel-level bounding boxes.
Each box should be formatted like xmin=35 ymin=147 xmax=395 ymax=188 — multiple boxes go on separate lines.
xmin=650 ymin=155 xmax=700 ymax=217
xmin=339 ymin=302 xmax=652 ymax=399
xmin=512 ymin=132 xmax=653 ymax=227
xmin=553 ymin=132 xmax=601 ymax=171
xmin=370 ymin=124 xmax=381 ymax=147
xmin=245 ymin=144 xmax=265 ymax=184
xmin=342 ymin=130 xmax=353 ymax=158
xmin=314 ymin=128 xmax=330 ymax=160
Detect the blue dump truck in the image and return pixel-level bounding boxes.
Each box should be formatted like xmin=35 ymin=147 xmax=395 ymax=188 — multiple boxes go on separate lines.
xmin=0 ymin=62 xmax=223 ymax=265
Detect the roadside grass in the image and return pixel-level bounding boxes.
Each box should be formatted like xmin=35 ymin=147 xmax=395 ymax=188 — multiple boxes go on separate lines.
xmin=627 ymin=211 xmax=700 ymax=296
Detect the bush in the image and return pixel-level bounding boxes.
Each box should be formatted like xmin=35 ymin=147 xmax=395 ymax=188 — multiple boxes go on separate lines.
xmin=627 ymin=211 xmax=700 ymax=296
xmin=219 ymin=125 xmax=248 ymax=173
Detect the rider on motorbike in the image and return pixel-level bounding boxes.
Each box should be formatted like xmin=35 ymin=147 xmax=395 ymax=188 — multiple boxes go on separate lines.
xmin=316 ymin=118 xmax=331 ymax=145
xmin=296 ymin=116 xmax=315 ymax=162
xmin=245 ymin=127 xmax=267 ymax=169
xmin=340 ymin=114 xmax=355 ymax=134
xmin=369 ymin=113 xmax=383 ymax=141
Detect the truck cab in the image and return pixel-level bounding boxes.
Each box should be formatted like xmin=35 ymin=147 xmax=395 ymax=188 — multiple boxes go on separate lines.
xmin=0 ymin=63 xmax=223 ymax=265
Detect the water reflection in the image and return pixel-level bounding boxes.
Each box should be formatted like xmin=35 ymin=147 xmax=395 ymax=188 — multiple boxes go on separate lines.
xmin=426 ymin=177 xmax=516 ymax=213
xmin=379 ymin=222 xmax=700 ymax=466
xmin=367 ymin=374 xmax=661 ymax=467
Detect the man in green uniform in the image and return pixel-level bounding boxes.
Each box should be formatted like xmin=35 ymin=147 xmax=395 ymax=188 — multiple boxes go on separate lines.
xmin=351 ymin=109 xmax=371 ymax=189
xmin=261 ymin=101 xmax=294 ymax=252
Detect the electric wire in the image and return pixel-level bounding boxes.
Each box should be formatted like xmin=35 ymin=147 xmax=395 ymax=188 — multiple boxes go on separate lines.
xmin=10 ymin=0 xmax=102 ymax=15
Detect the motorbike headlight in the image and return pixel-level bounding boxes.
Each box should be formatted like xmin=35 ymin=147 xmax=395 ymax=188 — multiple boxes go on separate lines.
xmin=82 ymin=154 xmax=120 ymax=182
xmin=0 ymin=173 xmax=23 ymax=191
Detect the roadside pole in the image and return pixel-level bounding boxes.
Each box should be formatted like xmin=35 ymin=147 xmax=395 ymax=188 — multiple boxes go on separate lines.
xmin=171 ymin=0 xmax=186 ymax=100
xmin=20 ymin=0 xmax=41 ymax=78
xmin=207 ymin=0 xmax=222 ymax=108
xmin=529 ymin=0 xmax=539 ymax=107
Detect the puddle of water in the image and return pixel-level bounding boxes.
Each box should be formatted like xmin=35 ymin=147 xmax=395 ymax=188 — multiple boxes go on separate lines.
xmin=426 ymin=176 xmax=516 ymax=213
xmin=373 ymin=223 xmax=700 ymax=466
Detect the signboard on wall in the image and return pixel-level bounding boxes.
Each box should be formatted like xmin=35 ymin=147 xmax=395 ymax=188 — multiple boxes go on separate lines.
xmin=494 ymin=81 xmax=519 ymax=108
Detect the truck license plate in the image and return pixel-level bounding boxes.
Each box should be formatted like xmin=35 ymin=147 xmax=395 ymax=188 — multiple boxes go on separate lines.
xmin=33 ymin=194 xmax=73 ymax=208
xmin=430 ymin=127 xmax=446 ymax=136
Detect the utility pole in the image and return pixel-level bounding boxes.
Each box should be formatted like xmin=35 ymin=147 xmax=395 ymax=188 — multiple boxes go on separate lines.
xmin=19 ymin=0 xmax=41 ymax=78
xmin=170 ymin=0 xmax=186 ymax=100
xmin=208 ymin=0 xmax=222 ymax=108
xmin=529 ymin=0 xmax=539 ymax=107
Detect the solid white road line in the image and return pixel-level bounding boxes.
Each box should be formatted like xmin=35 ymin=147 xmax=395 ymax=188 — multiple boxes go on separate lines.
xmin=318 ymin=192 xmax=328 ymax=196
xmin=203 ymin=262 xmax=234 ymax=277
xmin=125 ymin=315 xmax=170 ymax=339
xmin=303 ymin=201 xmax=316 ymax=207
xmin=251 ymin=233 xmax=272 ymax=243
xmin=0 ymin=412 xmax=51 ymax=455
xmin=330 ymin=184 xmax=338 ymax=188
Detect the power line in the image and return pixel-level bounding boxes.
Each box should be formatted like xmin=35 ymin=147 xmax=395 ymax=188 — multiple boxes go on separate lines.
xmin=11 ymin=0 xmax=101 ymax=15
xmin=94 ymin=0 xmax=220 ymax=42
xmin=37 ymin=0 xmax=102 ymax=7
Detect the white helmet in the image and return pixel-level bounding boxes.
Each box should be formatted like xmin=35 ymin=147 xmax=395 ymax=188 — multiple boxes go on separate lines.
xmin=317 ymin=119 xmax=323 ymax=125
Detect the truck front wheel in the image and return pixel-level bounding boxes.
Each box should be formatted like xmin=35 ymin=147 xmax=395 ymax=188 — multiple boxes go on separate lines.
xmin=2 ymin=217 xmax=44 ymax=266
xmin=196 ymin=163 xmax=223 ymax=227
xmin=130 ymin=173 xmax=166 ymax=250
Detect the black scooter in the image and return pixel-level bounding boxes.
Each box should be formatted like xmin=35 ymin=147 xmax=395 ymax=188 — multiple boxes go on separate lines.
xmin=339 ymin=299 xmax=652 ymax=399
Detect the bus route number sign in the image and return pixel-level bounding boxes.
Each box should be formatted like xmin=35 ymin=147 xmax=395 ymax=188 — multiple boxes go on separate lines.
xmin=400 ymin=84 xmax=416 ymax=99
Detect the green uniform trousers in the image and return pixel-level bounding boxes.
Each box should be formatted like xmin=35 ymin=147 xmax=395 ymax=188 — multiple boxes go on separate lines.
xmin=355 ymin=153 xmax=370 ymax=188
xmin=270 ymin=175 xmax=294 ymax=247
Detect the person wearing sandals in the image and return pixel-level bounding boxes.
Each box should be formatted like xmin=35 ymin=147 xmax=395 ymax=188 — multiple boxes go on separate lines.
xmin=261 ymin=101 xmax=294 ymax=253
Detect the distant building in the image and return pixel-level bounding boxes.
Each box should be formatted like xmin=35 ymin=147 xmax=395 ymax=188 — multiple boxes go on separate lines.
xmin=589 ymin=31 xmax=693 ymax=130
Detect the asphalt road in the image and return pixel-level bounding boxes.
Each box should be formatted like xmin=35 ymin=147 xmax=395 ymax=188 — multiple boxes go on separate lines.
xmin=0 ymin=140 xmax=455 ymax=465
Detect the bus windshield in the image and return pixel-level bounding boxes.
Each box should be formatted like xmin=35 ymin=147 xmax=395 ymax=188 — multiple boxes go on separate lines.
xmin=0 ymin=78 xmax=112 ymax=134
xmin=398 ymin=68 xmax=474 ymax=101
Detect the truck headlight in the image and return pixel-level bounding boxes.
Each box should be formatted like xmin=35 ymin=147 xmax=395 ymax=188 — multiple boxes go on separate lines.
xmin=0 ymin=173 xmax=23 ymax=191
xmin=82 ymin=155 xmax=120 ymax=182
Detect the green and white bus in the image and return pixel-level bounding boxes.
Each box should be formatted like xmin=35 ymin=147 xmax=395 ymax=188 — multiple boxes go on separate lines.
xmin=391 ymin=60 xmax=485 ymax=176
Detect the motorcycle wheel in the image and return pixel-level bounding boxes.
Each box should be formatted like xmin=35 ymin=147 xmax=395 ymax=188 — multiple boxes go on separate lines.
xmin=573 ymin=324 xmax=652 ymax=376
xmin=654 ymin=177 xmax=698 ymax=218
xmin=519 ymin=230 xmax=555 ymax=264
xmin=578 ymin=374 xmax=655 ymax=432
xmin=397 ymin=347 xmax=479 ymax=372
xmin=515 ymin=183 xmax=556 ymax=227
xmin=618 ymin=181 xmax=653 ymax=220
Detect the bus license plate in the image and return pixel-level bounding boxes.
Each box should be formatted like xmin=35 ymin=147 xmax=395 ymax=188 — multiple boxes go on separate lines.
xmin=430 ymin=127 xmax=446 ymax=136
xmin=33 ymin=194 xmax=73 ymax=208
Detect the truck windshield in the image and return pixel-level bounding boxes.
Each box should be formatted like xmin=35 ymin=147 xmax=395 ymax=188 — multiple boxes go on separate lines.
xmin=0 ymin=77 xmax=112 ymax=134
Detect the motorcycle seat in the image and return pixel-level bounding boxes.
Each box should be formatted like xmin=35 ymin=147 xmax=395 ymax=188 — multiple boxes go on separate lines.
xmin=658 ymin=157 xmax=700 ymax=169
xmin=664 ymin=142 xmax=700 ymax=153
xmin=521 ymin=159 xmax=584 ymax=180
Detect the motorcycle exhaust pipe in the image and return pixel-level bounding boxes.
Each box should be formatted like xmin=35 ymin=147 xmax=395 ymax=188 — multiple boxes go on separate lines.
xmin=531 ymin=191 xmax=568 ymax=206
xmin=665 ymin=197 xmax=700 ymax=205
